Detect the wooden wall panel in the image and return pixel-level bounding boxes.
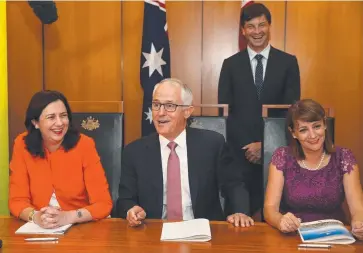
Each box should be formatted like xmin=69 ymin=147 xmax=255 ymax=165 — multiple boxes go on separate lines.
xmin=262 ymin=1 xmax=286 ymax=51
xmin=201 ymin=1 xmax=286 ymax=115
xmin=286 ymin=1 xmax=363 ymax=180
xmin=6 ymin=1 xmax=42 ymax=151
xmin=168 ymin=1 xmax=202 ymax=115
xmin=122 ymin=1 xmax=144 ymax=145
xmin=44 ymin=1 xmax=122 ymax=111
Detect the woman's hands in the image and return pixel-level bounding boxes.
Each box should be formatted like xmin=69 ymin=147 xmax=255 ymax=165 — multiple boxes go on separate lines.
xmin=278 ymin=212 xmax=301 ymax=233
xmin=33 ymin=206 xmax=73 ymax=229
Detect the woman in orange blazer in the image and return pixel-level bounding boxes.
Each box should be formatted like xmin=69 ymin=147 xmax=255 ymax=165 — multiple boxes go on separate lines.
xmin=9 ymin=90 xmax=112 ymax=229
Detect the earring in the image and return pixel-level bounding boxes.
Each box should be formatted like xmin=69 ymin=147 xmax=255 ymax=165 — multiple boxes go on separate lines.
xmin=35 ymin=125 xmax=39 ymax=129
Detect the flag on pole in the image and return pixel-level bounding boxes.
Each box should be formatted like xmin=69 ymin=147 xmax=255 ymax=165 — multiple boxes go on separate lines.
xmin=0 ymin=0 xmax=9 ymax=215
xmin=239 ymin=0 xmax=254 ymax=51
xmin=140 ymin=0 xmax=171 ymax=136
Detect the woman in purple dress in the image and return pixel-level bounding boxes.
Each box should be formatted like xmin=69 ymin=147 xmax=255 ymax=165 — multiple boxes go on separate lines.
xmin=264 ymin=99 xmax=363 ymax=240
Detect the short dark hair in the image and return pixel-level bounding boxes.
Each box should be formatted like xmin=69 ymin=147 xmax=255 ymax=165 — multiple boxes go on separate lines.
xmin=240 ymin=3 xmax=272 ymax=27
xmin=286 ymin=99 xmax=335 ymax=160
xmin=24 ymin=90 xmax=80 ymax=158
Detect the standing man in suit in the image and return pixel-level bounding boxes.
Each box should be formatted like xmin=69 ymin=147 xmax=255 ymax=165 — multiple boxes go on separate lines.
xmin=117 ymin=78 xmax=253 ymax=227
xmin=218 ymin=3 xmax=301 ymax=216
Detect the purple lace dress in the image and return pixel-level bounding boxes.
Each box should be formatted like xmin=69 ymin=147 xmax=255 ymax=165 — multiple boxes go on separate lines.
xmin=271 ymin=146 xmax=357 ymax=223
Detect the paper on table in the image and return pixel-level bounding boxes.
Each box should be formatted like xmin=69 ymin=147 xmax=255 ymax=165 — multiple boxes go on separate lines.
xmin=160 ymin=218 xmax=211 ymax=242
xmin=15 ymin=222 xmax=72 ymax=235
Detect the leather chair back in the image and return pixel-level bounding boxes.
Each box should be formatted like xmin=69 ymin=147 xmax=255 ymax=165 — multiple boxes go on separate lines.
xmin=72 ymin=113 xmax=124 ymax=217
xmin=188 ymin=104 xmax=228 ymax=212
xmin=188 ymin=116 xmax=227 ymax=140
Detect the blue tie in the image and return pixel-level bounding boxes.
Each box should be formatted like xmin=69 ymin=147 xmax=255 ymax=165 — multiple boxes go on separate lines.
xmin=255 ymin=54 xmax=264 ymax=100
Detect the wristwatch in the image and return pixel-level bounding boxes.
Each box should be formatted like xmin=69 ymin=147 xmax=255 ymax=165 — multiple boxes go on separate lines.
xmin=76 ymin=209 xmax=83 ymax=219
xmin=28 ymin=209 xmax=36 ymax=222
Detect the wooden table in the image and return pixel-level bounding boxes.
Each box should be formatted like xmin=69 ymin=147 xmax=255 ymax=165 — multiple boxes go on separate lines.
xmin=0 ymin=217 xmax=362 ymax=253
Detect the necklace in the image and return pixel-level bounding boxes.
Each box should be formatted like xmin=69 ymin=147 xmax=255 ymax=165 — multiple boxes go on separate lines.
xmin=301 ymin=152 xmax=326 ymax=170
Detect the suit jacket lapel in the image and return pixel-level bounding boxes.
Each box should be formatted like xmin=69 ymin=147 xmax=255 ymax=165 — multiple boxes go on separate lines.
xmin=239 ymin=50 xmax=255 ymax=88
xmin=238 ymin=50 xmax=260 ymax=100
xmin=145 ymin=134 xmax=164 ymax=217
xmin=186 ymin=128 xmax=199 ymax=213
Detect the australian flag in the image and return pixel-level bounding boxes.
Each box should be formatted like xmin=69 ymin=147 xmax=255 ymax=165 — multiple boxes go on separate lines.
xmin=140 ymin=0 xmax=171 ymax=136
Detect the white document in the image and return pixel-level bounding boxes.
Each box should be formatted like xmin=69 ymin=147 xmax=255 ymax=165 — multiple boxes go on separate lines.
xmin=15 ymin=222 xmax=72 ymax=235
xmin=160 ymin=218 xmax=211 ymax=242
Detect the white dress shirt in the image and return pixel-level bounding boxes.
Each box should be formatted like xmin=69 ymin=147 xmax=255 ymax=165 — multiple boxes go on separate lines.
xmin=159 ymin=130 xmax=194 ymax=220
xmin=247 ymin=44 xmax=271 ymax=83
xmin=49 ymin=191 xmax=60 ymax=207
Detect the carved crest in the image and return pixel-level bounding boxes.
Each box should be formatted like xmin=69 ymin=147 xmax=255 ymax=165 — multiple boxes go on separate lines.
xmin=189 ymin=118 xmax=204 ymax=129
xmin=81 ymin=116 xmax=100 ymax=131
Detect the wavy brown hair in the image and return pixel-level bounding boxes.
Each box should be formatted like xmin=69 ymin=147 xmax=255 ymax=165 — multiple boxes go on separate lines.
xmin=286 ymin=99 xmax=335 ymax=160
xmin=24 ymin=90 xmax=80 ymax=158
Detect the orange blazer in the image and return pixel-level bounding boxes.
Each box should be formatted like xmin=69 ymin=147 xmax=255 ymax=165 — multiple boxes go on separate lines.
xmin=9 ymin=132 xmax=112 ymax=219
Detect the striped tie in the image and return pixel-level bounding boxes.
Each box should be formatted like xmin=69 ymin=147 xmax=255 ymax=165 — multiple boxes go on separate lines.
xmin=255 ymin=54 xmax=264 ymax=100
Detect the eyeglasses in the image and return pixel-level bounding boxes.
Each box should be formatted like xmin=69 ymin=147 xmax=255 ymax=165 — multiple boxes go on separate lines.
xmin=151 ymin=102 xmax=190 ymax=112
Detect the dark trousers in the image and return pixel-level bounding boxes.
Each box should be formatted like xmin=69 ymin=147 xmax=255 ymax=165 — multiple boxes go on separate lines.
xmin=246 ymin=164 xmax=264 ymax=216
xmin=231 ymin=146 xmax=264 ymax=216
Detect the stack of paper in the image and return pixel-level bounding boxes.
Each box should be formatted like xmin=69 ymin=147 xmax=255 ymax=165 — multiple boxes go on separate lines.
xmin=15 ymin=222 xmax=72 ymax=235
xmin=160 ymin=218 xmax=211 ymax=242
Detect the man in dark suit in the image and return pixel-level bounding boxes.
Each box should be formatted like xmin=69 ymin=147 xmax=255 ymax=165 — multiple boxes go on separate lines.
xmin=218 ymin=3 xmax=301 ymax=215
xmin=117 ymin=78 xmax=252 ymax=227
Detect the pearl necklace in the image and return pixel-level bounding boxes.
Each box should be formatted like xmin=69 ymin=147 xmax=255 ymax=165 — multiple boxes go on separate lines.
xmin=301 ymin=152 xmax=326 ymax=170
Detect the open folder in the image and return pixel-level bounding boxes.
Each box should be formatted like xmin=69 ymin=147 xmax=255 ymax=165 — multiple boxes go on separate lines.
xmin=160 ymin=218 xmax=211 ymax=242
xmin=298 ymin=219 xmax=355 ymax=245
xmin=15 ymin=222 xmax=72 ymax=235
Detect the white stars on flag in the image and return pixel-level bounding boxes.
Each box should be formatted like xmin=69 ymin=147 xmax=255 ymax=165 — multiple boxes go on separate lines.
xmin=144 ymin=107 xmax=153 ymax=124
xmin=142 ymin=43 xmax=166 ymax=77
